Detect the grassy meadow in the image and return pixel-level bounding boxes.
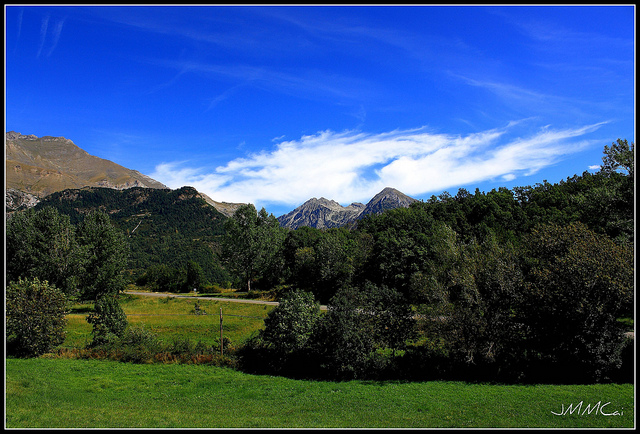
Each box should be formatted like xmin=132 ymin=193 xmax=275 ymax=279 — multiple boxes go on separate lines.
xmin=5 ymin=292 xmax=635 ymax=428
xmin=63 ymin=292 xmax=275 ymax=349
xmin=6 ymin=358 xmax=634 ymax=428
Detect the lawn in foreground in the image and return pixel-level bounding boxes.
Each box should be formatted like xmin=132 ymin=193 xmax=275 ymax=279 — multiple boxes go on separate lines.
xmin=5 ymin=358 xmax=634 ymax=428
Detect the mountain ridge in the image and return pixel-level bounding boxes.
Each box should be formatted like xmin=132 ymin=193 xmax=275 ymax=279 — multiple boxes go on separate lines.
xmin=5 ymin=131 xmax=247 ymax=216
xmin=277 ymin=187 xmax=418 ymax=229
xmin=6 ymin=131 xmax=168 ymax=197
xmin=6 ymin=131 xmax=415 ymax=223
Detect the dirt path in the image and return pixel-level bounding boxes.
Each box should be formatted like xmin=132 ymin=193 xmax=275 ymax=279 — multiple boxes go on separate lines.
xmin=124 ymin=291 xmax=328 ymax=310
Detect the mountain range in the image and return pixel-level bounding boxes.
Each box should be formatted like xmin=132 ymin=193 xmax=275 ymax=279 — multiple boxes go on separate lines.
xmin=5 ymin=131 xmax=417 ymax=228
xmin=277 ymin=187 xmax=418 ymax=229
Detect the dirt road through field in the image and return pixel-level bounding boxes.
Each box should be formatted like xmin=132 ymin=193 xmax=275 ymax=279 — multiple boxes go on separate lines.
xmin=124 ymin=291 xmax=328 ymax=310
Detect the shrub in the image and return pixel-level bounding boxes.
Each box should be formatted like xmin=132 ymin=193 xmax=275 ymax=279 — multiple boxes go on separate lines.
xmin=86 ymin=295 xmax=129 ymax=347
xmin=521 ymin=222 xmax=634 ymax=382
xmin=6 ymin=277 xmax=69 ymax=357
xmin=118 ymin=325 xmax=162 ymax=363
xmin=261 ymin=289 xmax=321 ymax=354
xmin=310 ymin=283 xmax=415 ymax=380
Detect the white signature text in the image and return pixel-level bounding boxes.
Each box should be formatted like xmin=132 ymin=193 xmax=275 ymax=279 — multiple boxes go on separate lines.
xmin=551 ymin=401 xmax=623 ymax=416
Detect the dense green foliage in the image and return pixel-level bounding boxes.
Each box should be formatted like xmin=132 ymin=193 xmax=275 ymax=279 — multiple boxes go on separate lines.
xmin=6 ymin=207 xmax=130 ymax=300
xmin=86 ymin=295 xmax=129 ymax=347
xmin=76 ymin=211 xmax=129 ymax=300
xmin=311 ymin=283 xmax=415 ymax=379
xmin=261 ymin=290 xmax=322 ymax=354
xmin=6 ymin=278 xmax=69 ymax=357
xmin=237 ymin=140 xmax=634 ymax=383
xmin=221 ymin=204 xmax=286 ymax=291
xmin=5 ymin=140 xmax=634 ymax=384
xmin=6 ymin=206 xmax=82 ymax=294
xmin=519 ymin=222 xmax=633 ymax=382
xmin=135 ymin=260 xmax=211 ymax=293
xmin=33 ymin=186 xmax=230 ymax=285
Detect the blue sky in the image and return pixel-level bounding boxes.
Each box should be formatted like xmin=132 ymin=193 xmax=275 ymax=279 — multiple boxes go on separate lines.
xmin=5 ymin=5 xmax=635 ymax=217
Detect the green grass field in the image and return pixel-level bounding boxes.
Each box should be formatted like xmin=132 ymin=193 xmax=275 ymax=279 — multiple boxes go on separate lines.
xmin=5 ymin=358 xmax=634 ymax=428
xmin=63 ymin=293 xmax=275 ymax=349
xmin=5 ymin=292 xmax=635 ymax=428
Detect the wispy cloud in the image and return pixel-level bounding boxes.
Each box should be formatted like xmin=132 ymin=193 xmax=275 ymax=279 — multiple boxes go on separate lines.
xmin=36 ymin=15 xmax=65 ymax=58
xmin=150 ymin=121 xmax=605 ymax=211
xmin=11 ymin=7 xmax=24 ymax=54
xmin=147 ymin=58 xmax=377 ymax=107
xmin=206 ymin=83 xmax=247 ymax=111
xmin=47 ymin=18 xmax=64 ymax=57
xmin=36 ymin=15 xmax=49 ymax=58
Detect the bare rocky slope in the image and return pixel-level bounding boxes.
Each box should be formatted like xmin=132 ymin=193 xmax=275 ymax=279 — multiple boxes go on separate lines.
xmin=277 ymin=197 xmax=366 ymax=229
xmin=6 ymin=131 xmax=167 ymax=200
xmin=277 ymin=187 xmax=418 ymax=229
xmin=5 ymin=131 xmax=245 ymax=216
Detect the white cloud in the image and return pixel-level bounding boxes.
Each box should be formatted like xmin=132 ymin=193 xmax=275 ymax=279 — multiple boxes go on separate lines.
xmin=151 ymin=122 xmax=605 ymax=211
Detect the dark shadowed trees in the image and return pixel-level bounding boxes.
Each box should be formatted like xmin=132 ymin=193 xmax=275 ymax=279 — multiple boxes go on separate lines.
xmin=521 ymin=222 xmax=634 ymax=381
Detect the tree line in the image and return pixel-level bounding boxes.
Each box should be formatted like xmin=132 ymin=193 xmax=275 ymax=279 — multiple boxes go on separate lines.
xmin=6 ymin=139 xmax=634 ymax=383
xmin=226 ymin=140 xmax=634 ymax=383
xmin=6 ymin=208 xmax=132 ymax=356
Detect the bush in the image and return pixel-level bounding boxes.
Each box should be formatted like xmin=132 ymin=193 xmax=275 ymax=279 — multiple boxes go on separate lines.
xmin=521 ymin=222 xmax=634 ymax=382
xmin=118 ymin=325 xmax=162 ymax=363
xmin=261 ymin=290 xmax=321 ymax=354
xmin=6 ymin=277 xmax=69 ymax=357
xmin=86 ymin=295 xmax=129 ymax=347
xmin=82 ymin=325 xmax=232 ymax=366
xmin=310 ymin=283 xmax=415 ymax=380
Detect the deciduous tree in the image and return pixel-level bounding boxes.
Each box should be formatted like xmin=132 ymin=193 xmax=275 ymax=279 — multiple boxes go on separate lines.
xmin=261 ymin=290 xmax=321 ymax=354
xmin=76 ymin=210 xmax=129 ymax=300
xmin=221 ymin=204 xmax=285 ymax=291
xmin=521 ymin=222 xmax=633 ymax=381
xmin=6 ymin=277 xmax=69 ymax=357
xmin=6 ymin=207 xmax=81 ymax=295
xmin=601 ymin=138 xmax=634 ymax=178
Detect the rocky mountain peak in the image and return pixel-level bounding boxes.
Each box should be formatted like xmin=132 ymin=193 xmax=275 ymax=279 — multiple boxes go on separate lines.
xmin=6 ymin=131 xmax=38 ymax=141
xmin=278 ymin=187 xmax=417 ymax=229
xmin=360 ymin=187 xmax=418 ymax=217
xmin=278 ymin=197 xmax=365 ymax=230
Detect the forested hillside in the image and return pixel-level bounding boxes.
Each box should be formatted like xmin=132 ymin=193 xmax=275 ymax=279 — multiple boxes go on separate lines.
xmin=32 ymin=186 xmax=231 ymax=285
